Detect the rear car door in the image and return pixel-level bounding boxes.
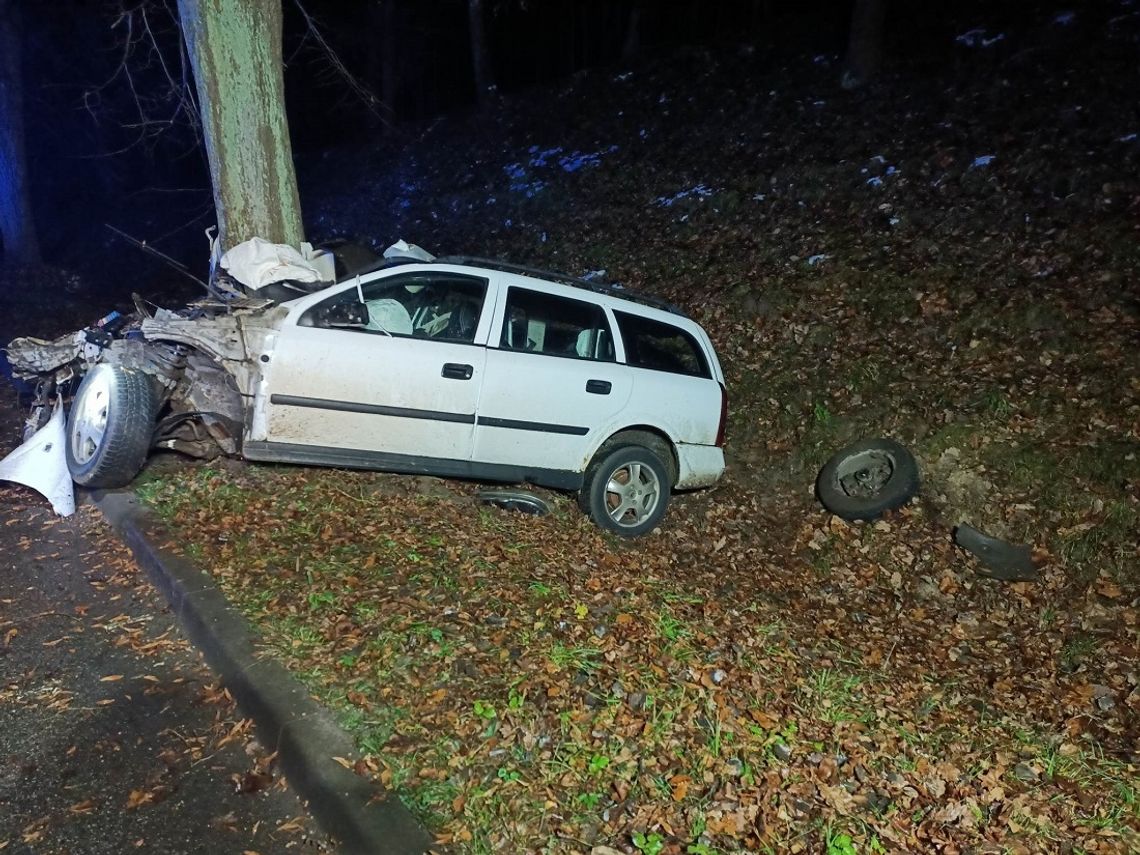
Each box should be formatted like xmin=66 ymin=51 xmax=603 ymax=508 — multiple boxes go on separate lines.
xmin=260 ymin=271 xmax=490 ymax=462
xmin=473 ymin=283 xmax=632 ymax=473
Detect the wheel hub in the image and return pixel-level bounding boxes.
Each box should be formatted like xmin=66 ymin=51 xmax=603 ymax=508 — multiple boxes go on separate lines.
xmin=836 ymin=450 xmax=895 ymax=499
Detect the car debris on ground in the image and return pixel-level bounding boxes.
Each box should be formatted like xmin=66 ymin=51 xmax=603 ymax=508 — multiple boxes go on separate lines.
xmin=953 ymin=523 xmax=1041 ymax=581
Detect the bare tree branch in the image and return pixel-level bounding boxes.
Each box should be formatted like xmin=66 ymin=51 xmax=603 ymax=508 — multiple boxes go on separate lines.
xmin=81 ymin=0 xmax=201 ymax=156
xmin=291 ymin=0 xmax=390 ymax=125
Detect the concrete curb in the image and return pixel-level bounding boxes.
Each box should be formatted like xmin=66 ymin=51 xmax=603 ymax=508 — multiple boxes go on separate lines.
xmin=93 ymin=490 xmax=432 ymax=855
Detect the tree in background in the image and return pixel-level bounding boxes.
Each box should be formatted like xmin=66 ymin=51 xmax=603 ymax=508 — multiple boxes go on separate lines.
xmin=367 ymin=0 xmax=400 ymax=130
xmin=0 ymin=0 xmax=41 ymax=266
xmin=841 ymin=0 xmax=887 ymax=90
xmin=621 ymin=1 xmax=645 ymax=65
xmin=468 ymin=0 xmax=495 ymax=105
xmin=177 ymin=0 xmax=303 ymax=251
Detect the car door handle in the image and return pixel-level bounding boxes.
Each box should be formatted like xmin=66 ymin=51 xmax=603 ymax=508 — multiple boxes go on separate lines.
xmin=585 ymin=379 xmax=611 ymax=395
xmin=442 ymin=362 xmax=474 ymax=380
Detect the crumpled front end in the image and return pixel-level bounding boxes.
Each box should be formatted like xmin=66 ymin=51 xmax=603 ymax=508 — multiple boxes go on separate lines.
xmin=5 ymin=331 xmax=87 ymax=378
xmin=4 ymin=297 xmax=285 ymax=460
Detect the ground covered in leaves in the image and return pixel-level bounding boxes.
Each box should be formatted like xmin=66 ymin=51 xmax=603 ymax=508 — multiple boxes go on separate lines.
xmin=48 ymin=3 xmax=1140 ymax=853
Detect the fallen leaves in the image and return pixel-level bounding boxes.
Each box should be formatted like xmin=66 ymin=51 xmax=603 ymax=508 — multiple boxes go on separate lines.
xmin=68 ymin=798 xmax=97 ymax=815
xmin=231 ymin=770 xmax=273 ymax=794
xmin=116 ymin=15 xmax=1140 ymax=852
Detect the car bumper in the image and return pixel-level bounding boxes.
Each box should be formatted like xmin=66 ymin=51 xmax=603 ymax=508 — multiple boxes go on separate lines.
xmin=674 ymin=443 xmax=725 ymax=489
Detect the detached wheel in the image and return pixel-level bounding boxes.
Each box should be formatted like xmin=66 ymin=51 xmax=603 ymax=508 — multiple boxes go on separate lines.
xmin=66 ymin=364 xmax=158 ymax=488
xmin=582 ymin=444 xmax=671 ymax=537
xmin=816 ymin=437 xmax=919 ymax=521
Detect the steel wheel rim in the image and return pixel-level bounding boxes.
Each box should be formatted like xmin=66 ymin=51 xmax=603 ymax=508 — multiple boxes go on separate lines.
xmin=604 ymin=460 xmax=661 ymax=528
xmin=71 ymin=370 xmax=111 ymax=465
xmin=835 ymin=449 xmax=895 ymax=498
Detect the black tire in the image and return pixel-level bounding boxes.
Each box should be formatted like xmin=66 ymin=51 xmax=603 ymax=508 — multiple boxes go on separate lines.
xmin=65 ymin=364 xmax=158 ymax=488
xmin=815 ymin=437 xmax=919 ymax=521
xmin=581 ymin=444 xmax=672 ymax=537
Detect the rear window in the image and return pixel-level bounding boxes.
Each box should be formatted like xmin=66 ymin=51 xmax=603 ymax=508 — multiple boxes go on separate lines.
xmin=614 ymin=311 xmax=710 ymax=378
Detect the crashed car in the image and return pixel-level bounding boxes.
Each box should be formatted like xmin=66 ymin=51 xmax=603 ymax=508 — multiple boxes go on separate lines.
xmin=4 ymin=241 xmax=727 ymax=536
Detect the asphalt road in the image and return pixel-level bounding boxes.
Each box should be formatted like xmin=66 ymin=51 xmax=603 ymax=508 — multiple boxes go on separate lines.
xmin=0 ymin=397 xmax=332 ymax=854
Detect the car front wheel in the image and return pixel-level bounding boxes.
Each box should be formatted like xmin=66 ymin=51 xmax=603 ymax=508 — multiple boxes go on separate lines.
xmin=582 ymin=444 xmax=671 ymax=537
xmin=66 ymin=364 xmax=158 ymax=488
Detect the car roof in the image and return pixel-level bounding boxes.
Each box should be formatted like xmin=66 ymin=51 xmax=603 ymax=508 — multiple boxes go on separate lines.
xmin=436 ymin=257 xmax=687 ymax=318
xmin=343 ymin=254 xmax=687 ymax=318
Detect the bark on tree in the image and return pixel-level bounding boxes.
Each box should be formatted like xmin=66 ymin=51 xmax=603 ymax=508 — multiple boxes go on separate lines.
xmin=841 ymin=0 xmax=887 ymax=90
xmin=177 ymin=0 xmax=303 ymax=251
xmin=0 ymin=0 xmax=41 ymax=266
xmin=468 ymin=0 xmax=495 ymax=105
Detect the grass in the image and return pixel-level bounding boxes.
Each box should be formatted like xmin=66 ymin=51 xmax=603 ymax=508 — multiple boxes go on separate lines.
xmin=136 ymin=441 xmax=1140 ymax=852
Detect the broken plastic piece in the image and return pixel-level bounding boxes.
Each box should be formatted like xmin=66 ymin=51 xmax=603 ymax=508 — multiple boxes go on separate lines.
xmin=0 ymin=400 xmax=76 ymax=516
xmin=383 ymin=239 xmax=436 ymax=262
xmin=953 ymin=524 xmax=1038 ymax=581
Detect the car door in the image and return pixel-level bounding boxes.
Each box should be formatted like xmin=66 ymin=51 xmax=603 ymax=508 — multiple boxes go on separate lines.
xmin=260 ymin=271 xmax=490 ymax=462
xmin=473 ymin=283 xmax=632 ymax=473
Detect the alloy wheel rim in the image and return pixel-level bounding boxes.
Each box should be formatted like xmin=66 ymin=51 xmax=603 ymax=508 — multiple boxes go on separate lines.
xmin=605 ymin=461 xmax=661 ymax=527
xmin=71 ymin=371 xmax=111 ymax=465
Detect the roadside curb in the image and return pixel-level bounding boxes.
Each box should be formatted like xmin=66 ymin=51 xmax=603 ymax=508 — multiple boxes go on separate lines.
xmin=92 ymin=490 xmax=433 ymax=855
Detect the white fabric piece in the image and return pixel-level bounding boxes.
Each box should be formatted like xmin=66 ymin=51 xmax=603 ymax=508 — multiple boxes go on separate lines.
xmin=307 ymin=248 xmax=336 ymax=282
xmin=220 ymin=237 xmax=327 ymax=290
xmin=575 ymin=329 xmax=595 ymax=358
xmin=382 ymin=239 xmax=435 ymax=262
xmin=365 ymin=299 xmax=413 ymax=335
xmin=0 ymin=402 xmax=76 ymax=516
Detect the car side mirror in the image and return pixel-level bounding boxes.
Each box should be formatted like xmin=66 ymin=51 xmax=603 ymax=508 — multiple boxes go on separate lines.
xmin=317 ymin=300 xmax=369 ymax=328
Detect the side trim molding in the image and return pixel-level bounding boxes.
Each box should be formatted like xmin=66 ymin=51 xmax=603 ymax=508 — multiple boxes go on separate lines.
xmin=270 ymin=394 xmax=589 ymax=437
xmin=270 ymin=393 xmax=475 ymax=425
xmin=476 ymin=416 xmax=589 ymax=436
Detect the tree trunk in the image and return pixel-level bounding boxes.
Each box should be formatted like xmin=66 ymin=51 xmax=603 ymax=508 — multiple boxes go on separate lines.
xmin=468 ymin=0 xmax=494 ymax=105
xmin=0 ymin=0 xmax=41 ymax=266
xmin=176 ymin=0 xmax=303 ymax=251
xmin=841 ymin=0 xmax=887 ymax=90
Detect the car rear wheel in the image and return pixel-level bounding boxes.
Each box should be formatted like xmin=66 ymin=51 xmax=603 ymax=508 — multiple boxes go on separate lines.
xmin=582 ymin=444 xmax=672 ymax=537
xmin=66 ymin=364 xmax=158 ymax=488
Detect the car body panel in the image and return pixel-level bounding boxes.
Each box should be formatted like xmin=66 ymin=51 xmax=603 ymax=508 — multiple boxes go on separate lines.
xmin=674 ymin=442 xmax=726 ymax=488
xmin=262 ymin=328 xmax=488 ymax=460
xmin=246 ymin=263 xmax=727 ymax=486
xmin=473 ymin=347 xmax=634 ymax=471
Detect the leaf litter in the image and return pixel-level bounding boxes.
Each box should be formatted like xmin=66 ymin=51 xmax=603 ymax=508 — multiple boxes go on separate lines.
xmin=9 ymin=3 xmax=1140 ymax=852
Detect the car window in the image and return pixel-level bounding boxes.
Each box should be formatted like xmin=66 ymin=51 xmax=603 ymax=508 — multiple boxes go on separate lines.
xmin=498 ymin=287 xmax=615 ymax=361
xmin=613 ymin=310 xmax=710 ymax=378
xmin=300 ymin=274 xmax=487 ymax=343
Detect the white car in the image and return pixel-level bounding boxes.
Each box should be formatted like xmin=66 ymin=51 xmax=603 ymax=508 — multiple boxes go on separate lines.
xmin=6 ymin=253 xmax=727 ymax=536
